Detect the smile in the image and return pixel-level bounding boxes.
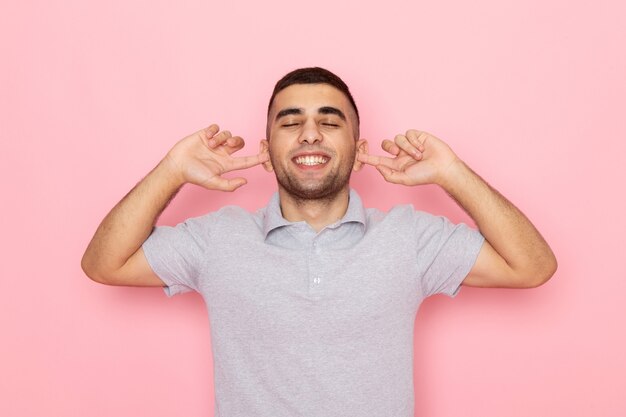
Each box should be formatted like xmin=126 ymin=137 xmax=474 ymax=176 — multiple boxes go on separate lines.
xmin=294 ymin=155 xmax=329 ymax=166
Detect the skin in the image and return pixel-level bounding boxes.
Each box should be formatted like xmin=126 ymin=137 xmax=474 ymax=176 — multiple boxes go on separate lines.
xmin=260 ymin=83 xmax=367 ymax=231
xmin=80 ymin=126 xmax=268 ymax=286
xmin=357 ymin=131 xmax=558 ymax=288
xmin=81 ymin=83 xmax=557 ymax=289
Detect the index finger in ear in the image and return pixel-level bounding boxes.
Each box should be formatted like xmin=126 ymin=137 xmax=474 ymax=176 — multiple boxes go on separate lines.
xmin=357 ymin=153 xmax=396 ymax=169
xmin=225 ymin=153 xmax=266 ymax=171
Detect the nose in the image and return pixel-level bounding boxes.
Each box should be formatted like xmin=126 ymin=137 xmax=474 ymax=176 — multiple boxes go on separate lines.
xmin=299 ymin=121 xmax=322 ymax=144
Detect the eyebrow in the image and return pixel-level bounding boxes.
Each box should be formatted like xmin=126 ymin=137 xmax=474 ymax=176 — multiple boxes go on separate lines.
xmin=318 ymin=106 xmax=346 ymax=121
xmin=275 ymin=108 xmax=303 ymax=120
xmin=275 ymin=106 xmax=347 ymax=122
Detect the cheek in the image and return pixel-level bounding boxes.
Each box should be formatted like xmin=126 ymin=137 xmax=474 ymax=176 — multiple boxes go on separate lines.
xmin=269 ymin=132 xmax=299 ymax=154
xmin=338 ymin=140 xmax=357 ymax=157
xmin=269 ymin=131 xmax=290 ymax=147
xmin=268 ymin=141 xmax=287 ymax=164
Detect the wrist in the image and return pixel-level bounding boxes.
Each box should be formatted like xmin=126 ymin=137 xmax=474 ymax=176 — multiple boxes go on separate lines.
xmin=436 ymin=158 xmax=470 ymax=191
xmin=156 ymin=154 xmax=187 ymax=190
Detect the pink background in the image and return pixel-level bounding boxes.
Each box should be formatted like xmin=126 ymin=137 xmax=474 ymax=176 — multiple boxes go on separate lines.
xmin=2 ymin=0 xmax=625 ymax=416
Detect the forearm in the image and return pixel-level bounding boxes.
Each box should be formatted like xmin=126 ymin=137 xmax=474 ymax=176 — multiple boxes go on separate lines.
xmin=81 ymin=158 xmax=184 ymax=280
xmin=439 ymin=160 xmax=557 ymax=285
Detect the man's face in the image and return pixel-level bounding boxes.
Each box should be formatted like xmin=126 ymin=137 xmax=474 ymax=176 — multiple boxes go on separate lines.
xmin=263 ymin=83 xmax=364 ymax=201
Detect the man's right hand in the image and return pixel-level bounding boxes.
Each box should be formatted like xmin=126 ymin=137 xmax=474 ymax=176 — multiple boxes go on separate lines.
xmin=162 ymin=124 xmax=269 ymax=192
xmin=81 ymin=124 xmax=269 ymax=287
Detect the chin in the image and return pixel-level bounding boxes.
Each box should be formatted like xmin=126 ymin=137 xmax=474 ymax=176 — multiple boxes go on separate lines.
xmin=279 ymin=178 xmax=349 ymax=202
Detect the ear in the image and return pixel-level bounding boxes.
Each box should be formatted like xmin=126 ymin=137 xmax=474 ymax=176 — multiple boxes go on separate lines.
xmin=352 ymin=139 xmax=369 ymax=171
xmin=259 ymin=139 xmax=273 ymax=172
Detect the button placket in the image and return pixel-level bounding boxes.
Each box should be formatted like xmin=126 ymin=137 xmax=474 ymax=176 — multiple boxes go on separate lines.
xmin=309 ymin=238 xmax=324 ymax=293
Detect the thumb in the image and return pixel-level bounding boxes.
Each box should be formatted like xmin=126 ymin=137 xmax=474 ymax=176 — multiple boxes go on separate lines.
xmin=205 ymin=176 xmax=248 ymax=192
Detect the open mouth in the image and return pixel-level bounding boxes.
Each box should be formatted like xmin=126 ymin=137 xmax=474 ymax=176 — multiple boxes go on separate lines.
xmin=293 ymin=155 xmax=329 ymax=166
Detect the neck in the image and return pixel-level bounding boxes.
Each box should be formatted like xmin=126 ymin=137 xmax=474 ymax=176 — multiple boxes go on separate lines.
xmin=278 ymin=187 xmax=350 ymax=232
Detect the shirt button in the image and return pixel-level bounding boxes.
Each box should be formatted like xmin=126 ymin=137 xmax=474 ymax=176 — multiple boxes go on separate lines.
xmin=313 ymin=277 xmax=321 ymax=284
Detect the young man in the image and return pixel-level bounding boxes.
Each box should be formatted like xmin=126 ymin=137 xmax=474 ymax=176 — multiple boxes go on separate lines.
xmin=82 ymin=67 xmax=556 ymax=417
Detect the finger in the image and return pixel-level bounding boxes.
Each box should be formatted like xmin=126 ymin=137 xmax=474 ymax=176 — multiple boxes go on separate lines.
xmin=376 ymin=165 xmax=408 ymax=185
xmin=226 ymin=153 xmax=267 ymax=171
xmin=381 ymin=139 xmax=401 ymax=156
xmin=208 ymin=176 xmax=248 ymax=192
xmin=201 ymin=124 xmax=220 ymax=140
xmin=356 ymin=153 xmax=396 ymax=169
xmin=226 ymin=136 xmax=244 ymax=148
xmin=222 ymin=136 xmax=245 ymax=154
xmin=196 ymin=125 xmax=220 ymax=147
xmin=406 ymin=129 xmax=426 ymax=152
xmin=394 ymin=134 xmax=423 ymax=160
xmin=208 ymin=130 xmax=232 ymax=148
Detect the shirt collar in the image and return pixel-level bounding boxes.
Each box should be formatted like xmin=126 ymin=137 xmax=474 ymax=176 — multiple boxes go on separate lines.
xmin=262 ymin=188 xmax=367 ymax=239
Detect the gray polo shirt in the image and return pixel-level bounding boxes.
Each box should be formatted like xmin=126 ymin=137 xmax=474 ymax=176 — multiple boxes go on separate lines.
xmin=143 ymin=189 xmax=484 ymax=417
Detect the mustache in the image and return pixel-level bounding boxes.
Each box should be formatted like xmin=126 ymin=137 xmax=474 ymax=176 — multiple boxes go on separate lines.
xmin=284 ymin=145 xmax=336 ymax=159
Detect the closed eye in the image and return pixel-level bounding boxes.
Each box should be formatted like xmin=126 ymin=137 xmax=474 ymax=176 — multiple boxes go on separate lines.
xmin=282 ymin=123 xmax=300 ymax=127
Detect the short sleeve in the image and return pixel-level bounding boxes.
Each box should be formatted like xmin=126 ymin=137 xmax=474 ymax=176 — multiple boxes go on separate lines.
xmin=414 ymin=212 xmax=485 ymax=298
xmin=142 ymin=217 xmax=208 ymax=297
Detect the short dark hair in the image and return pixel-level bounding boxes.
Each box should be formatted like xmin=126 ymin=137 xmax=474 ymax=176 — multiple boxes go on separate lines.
xmin=266 ymin=67 xmax=360 ymax=138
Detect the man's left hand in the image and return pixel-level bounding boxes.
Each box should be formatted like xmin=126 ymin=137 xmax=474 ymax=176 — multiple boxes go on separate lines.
xmin=357 ymin=130 xmax=459 ymax=186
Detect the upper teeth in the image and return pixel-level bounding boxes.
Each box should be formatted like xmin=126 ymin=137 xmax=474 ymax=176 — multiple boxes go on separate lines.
xmin=295 ymin=155 xmax=328 ymax=166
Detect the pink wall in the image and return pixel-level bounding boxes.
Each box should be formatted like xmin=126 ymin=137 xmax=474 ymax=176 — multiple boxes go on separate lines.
xmin=2 ymin=0 xmax=625 ymax=416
